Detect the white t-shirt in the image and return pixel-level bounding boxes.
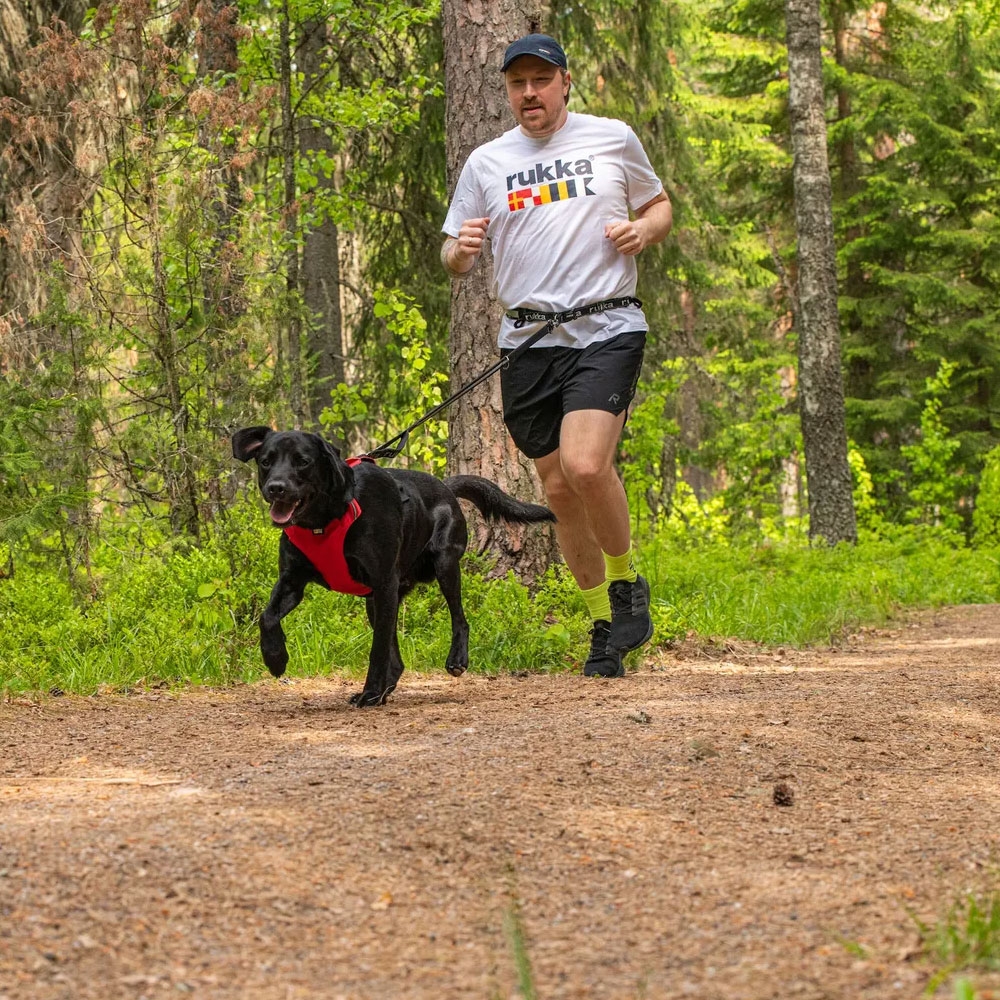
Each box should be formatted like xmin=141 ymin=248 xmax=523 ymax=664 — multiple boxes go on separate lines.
xmin=443 ymin=112 xmax=664 ymax=348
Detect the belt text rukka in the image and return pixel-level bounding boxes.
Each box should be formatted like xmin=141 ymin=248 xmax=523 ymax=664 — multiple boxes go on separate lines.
xmin=505 ymin=296 xmax=642 ymax=329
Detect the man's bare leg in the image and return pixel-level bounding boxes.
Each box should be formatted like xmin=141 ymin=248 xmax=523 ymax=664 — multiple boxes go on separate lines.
xmin=533 ymin=409 xmax=630 ymax=587
xmin=533 ymin=409 xmax=639 ymax=676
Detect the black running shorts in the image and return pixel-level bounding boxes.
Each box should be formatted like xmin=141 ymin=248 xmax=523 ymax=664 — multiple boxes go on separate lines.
xmin=499 ymin=330 xmax=647 ymax=459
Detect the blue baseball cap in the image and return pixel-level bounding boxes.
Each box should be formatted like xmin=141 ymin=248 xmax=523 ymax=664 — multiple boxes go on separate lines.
xmin=502 ymin=33 xmax=568 ymax=73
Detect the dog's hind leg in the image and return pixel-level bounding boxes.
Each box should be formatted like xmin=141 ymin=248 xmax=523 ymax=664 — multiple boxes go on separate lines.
xmin=428 ymin=510 xmax=470 ymax=677
xmin=434 ymin=553 xmax=470 ymax=677
xmin=350 ymin=579 xmax=401 ymax=707
xmin=360 ymin=593 xmax=406 ymax=697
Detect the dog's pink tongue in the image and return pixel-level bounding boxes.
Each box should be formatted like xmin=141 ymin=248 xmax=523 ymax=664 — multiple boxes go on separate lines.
xmin=269 ymin=500 xmax=297 ymax=525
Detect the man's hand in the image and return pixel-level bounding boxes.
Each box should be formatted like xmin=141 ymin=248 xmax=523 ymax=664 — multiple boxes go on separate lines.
xmin=442 ymin=217 xmax=491 ymax=276
xmin=604 ymin=219 xmax=650 ymax=257
xmin=604 ymin=193 xmax=672 ymax=257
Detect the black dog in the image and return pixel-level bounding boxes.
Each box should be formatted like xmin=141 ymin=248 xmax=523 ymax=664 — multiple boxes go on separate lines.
xmin=232 ymin=427 xmax=555 ymax=706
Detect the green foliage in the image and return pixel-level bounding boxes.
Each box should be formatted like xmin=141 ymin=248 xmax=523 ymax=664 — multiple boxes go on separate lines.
xmin=624 ymin=348 xmax=802 ymax=539
xmin=320 ymin=288 xmax=447 ymax=468
xmin=913 ymin=886 xmax=1000 ymax=996
xmin=502 ymin=892 xmax=538 ymax=1000
xmin=638 ymin=524 xmax=1000 ymax=646
xmin=0 ymin=382 xmax=89 ymax=545
xmin=954 ymin=980 xmax=977 ymax=1000
xmin=901 ymin=361 xmax=970 ymax=532
xmin=848 ymin=443 xmax=881 ymax=534
xmin=972 ymin=444 xmax=1000 ymax=546
xmin=835 ymin=2 xmax=1000 ymax=514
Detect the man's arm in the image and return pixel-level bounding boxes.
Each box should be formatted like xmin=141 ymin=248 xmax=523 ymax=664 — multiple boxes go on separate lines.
xmin=635 ymin=192 xmax=673 ymax=246
xmin=605 ymin=192 xmax=672 ymax=257
xmin=441 ymin=236 xmax=475 ymax=277
xmin=441 ymin=216 xmax=491 ymax=278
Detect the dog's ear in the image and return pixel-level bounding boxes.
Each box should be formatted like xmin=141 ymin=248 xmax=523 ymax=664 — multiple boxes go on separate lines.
xmin=232 ymin=426 xmax=272 ymax=462
xmin=315 ymin=434 xmax=355 ymax=498
xmin=320 ymin=437 xmax=342 ymax=462
xmin=316 ymin=435 xmax=349 ymax=478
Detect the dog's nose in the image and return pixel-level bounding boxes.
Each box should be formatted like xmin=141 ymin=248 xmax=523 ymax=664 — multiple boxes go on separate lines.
xmin=264 ymin=480 xmax=289 ymax=501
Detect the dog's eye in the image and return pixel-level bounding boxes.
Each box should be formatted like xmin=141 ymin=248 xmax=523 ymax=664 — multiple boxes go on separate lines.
xmin=259 ymin=457 xmax=272 ymax=470
xmin=293 ymin=454 xmax=310 ymax=468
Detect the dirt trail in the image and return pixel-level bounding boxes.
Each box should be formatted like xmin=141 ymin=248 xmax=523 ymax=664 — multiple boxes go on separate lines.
xmin=2 ymin=604 xmax=1000 ymax=1000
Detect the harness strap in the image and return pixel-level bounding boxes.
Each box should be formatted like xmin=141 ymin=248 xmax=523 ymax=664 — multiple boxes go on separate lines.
xmin=505 ymin=296 xmax=642 ymax=329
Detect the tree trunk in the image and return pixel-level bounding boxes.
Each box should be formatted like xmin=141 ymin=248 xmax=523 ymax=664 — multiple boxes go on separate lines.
xmin=196 ymin=0 xmax=247 ymax=406
xmin=440 ymin=0 xmax=557 ymax=581
xmin=299 ymin=18 xmax=345 ymax=428
xmin=831 ymin=0 xmax=866 ymax=302
xmin=785 ymin=0 xmax=857 ymax=544
xmin=279 ymin=0 xmax=305 ymax=426
xmin=0 ymin=0 xmax=91 ymax=363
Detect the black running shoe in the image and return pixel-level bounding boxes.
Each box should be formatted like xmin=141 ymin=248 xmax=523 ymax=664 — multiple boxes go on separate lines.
xmin=608 ymin=575 xmax=654 ymax=653
xmin=582 ymin=620 xmax=624 ymax=678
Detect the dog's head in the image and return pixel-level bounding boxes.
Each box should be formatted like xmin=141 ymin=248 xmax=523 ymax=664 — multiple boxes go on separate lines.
xmin=232 ymin=426 xmax=355 ymax=528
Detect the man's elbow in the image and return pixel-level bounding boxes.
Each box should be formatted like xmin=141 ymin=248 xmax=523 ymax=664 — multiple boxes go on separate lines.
xmin=641 ymin=195 xmax=673 ymax=245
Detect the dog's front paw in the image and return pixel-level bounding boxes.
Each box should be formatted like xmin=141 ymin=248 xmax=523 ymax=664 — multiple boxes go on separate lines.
xmin=262 ymin=644 xmax=289 ymax=677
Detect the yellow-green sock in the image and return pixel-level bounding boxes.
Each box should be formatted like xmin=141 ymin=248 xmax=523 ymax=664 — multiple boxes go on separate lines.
xmin=581 ymin=581 xmax=612 ymax=622
xmin=603 ymin=548 xmax=637 ymax=583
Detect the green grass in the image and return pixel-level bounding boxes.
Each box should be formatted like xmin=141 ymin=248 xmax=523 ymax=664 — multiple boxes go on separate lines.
xmin=640 ymin=524 xmax=1000 ymax=646
xmin=2 ymin=509 xmax=999 ymax=695
xmin=913 ymin=889 xmax=1000 ymax=995
xmin=503 ymin=897 xmax=538 ymax=1000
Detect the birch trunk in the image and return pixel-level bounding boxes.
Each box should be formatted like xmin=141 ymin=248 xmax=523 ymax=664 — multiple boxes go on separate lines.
xmin=785 ymin=0 xmax=857 ymax=544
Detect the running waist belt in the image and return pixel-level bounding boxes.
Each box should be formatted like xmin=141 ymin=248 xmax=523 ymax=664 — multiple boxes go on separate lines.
xmin=505 ymin=296 xmax=642 ymax=329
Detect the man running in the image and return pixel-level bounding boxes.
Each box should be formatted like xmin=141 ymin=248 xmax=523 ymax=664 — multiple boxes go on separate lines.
xmin=441 ymin=33 xmax=672 ymax=677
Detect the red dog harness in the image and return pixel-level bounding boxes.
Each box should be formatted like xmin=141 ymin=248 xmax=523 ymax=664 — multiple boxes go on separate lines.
xmin=282 ymin=458 xmax=373 ymax=596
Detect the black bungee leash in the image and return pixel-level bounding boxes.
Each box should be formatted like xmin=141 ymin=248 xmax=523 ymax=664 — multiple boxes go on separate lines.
xmin=364 ymin=296 xmax=641 ymax=461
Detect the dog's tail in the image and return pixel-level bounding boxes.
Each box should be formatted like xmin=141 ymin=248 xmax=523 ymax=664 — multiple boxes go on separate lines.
xmin=443 ymin=476 xmax=556 ymax=524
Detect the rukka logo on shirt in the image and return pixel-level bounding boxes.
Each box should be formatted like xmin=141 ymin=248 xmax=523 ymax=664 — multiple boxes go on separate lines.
xmin=506 ymin=157 xmax=596 ymax=212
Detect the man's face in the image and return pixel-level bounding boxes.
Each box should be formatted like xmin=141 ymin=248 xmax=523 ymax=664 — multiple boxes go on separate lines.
xmin=504 ymin=55 xmax=571 ymax=137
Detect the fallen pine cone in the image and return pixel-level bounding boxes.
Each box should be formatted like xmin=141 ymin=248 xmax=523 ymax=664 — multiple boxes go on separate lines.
xmin=773 ymin=781 xmax=795 ymax=807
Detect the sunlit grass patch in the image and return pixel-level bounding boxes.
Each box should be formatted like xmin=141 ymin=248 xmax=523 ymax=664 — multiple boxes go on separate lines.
xmin=912 ymin=888 xmax=1000 ymax=995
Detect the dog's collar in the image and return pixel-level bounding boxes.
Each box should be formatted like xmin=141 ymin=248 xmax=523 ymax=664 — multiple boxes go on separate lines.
xmin=305 ymin=496 xmax=362 ymax=536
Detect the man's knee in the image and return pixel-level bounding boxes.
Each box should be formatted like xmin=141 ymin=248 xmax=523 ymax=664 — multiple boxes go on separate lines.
xmin=560 ymin=454 xmax=614 ymax=495
xmin=537 ymin=462 xmax=573 ymax=507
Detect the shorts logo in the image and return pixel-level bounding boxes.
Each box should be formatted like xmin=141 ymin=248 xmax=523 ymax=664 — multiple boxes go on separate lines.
xmin=506 ymin=157 xmax=597 ymax=213
xmin=608 ymin=392 xmax=621 ymax=406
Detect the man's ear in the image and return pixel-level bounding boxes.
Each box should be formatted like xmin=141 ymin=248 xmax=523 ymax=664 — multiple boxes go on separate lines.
xmin=232 ymin=426 xmax=272 ymax=462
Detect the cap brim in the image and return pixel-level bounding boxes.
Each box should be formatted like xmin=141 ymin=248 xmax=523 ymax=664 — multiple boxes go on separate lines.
xmin=502 ymin=52 xmax=563 ymax=72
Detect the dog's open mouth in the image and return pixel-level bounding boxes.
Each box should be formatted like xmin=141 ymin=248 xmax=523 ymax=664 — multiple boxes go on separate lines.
xmin=269 ymin=499 xmax=301 ymax=526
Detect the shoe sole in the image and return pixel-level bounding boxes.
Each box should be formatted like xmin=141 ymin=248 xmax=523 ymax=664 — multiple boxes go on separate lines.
xmin=583 ymin=664 xmax=626 ymax=678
